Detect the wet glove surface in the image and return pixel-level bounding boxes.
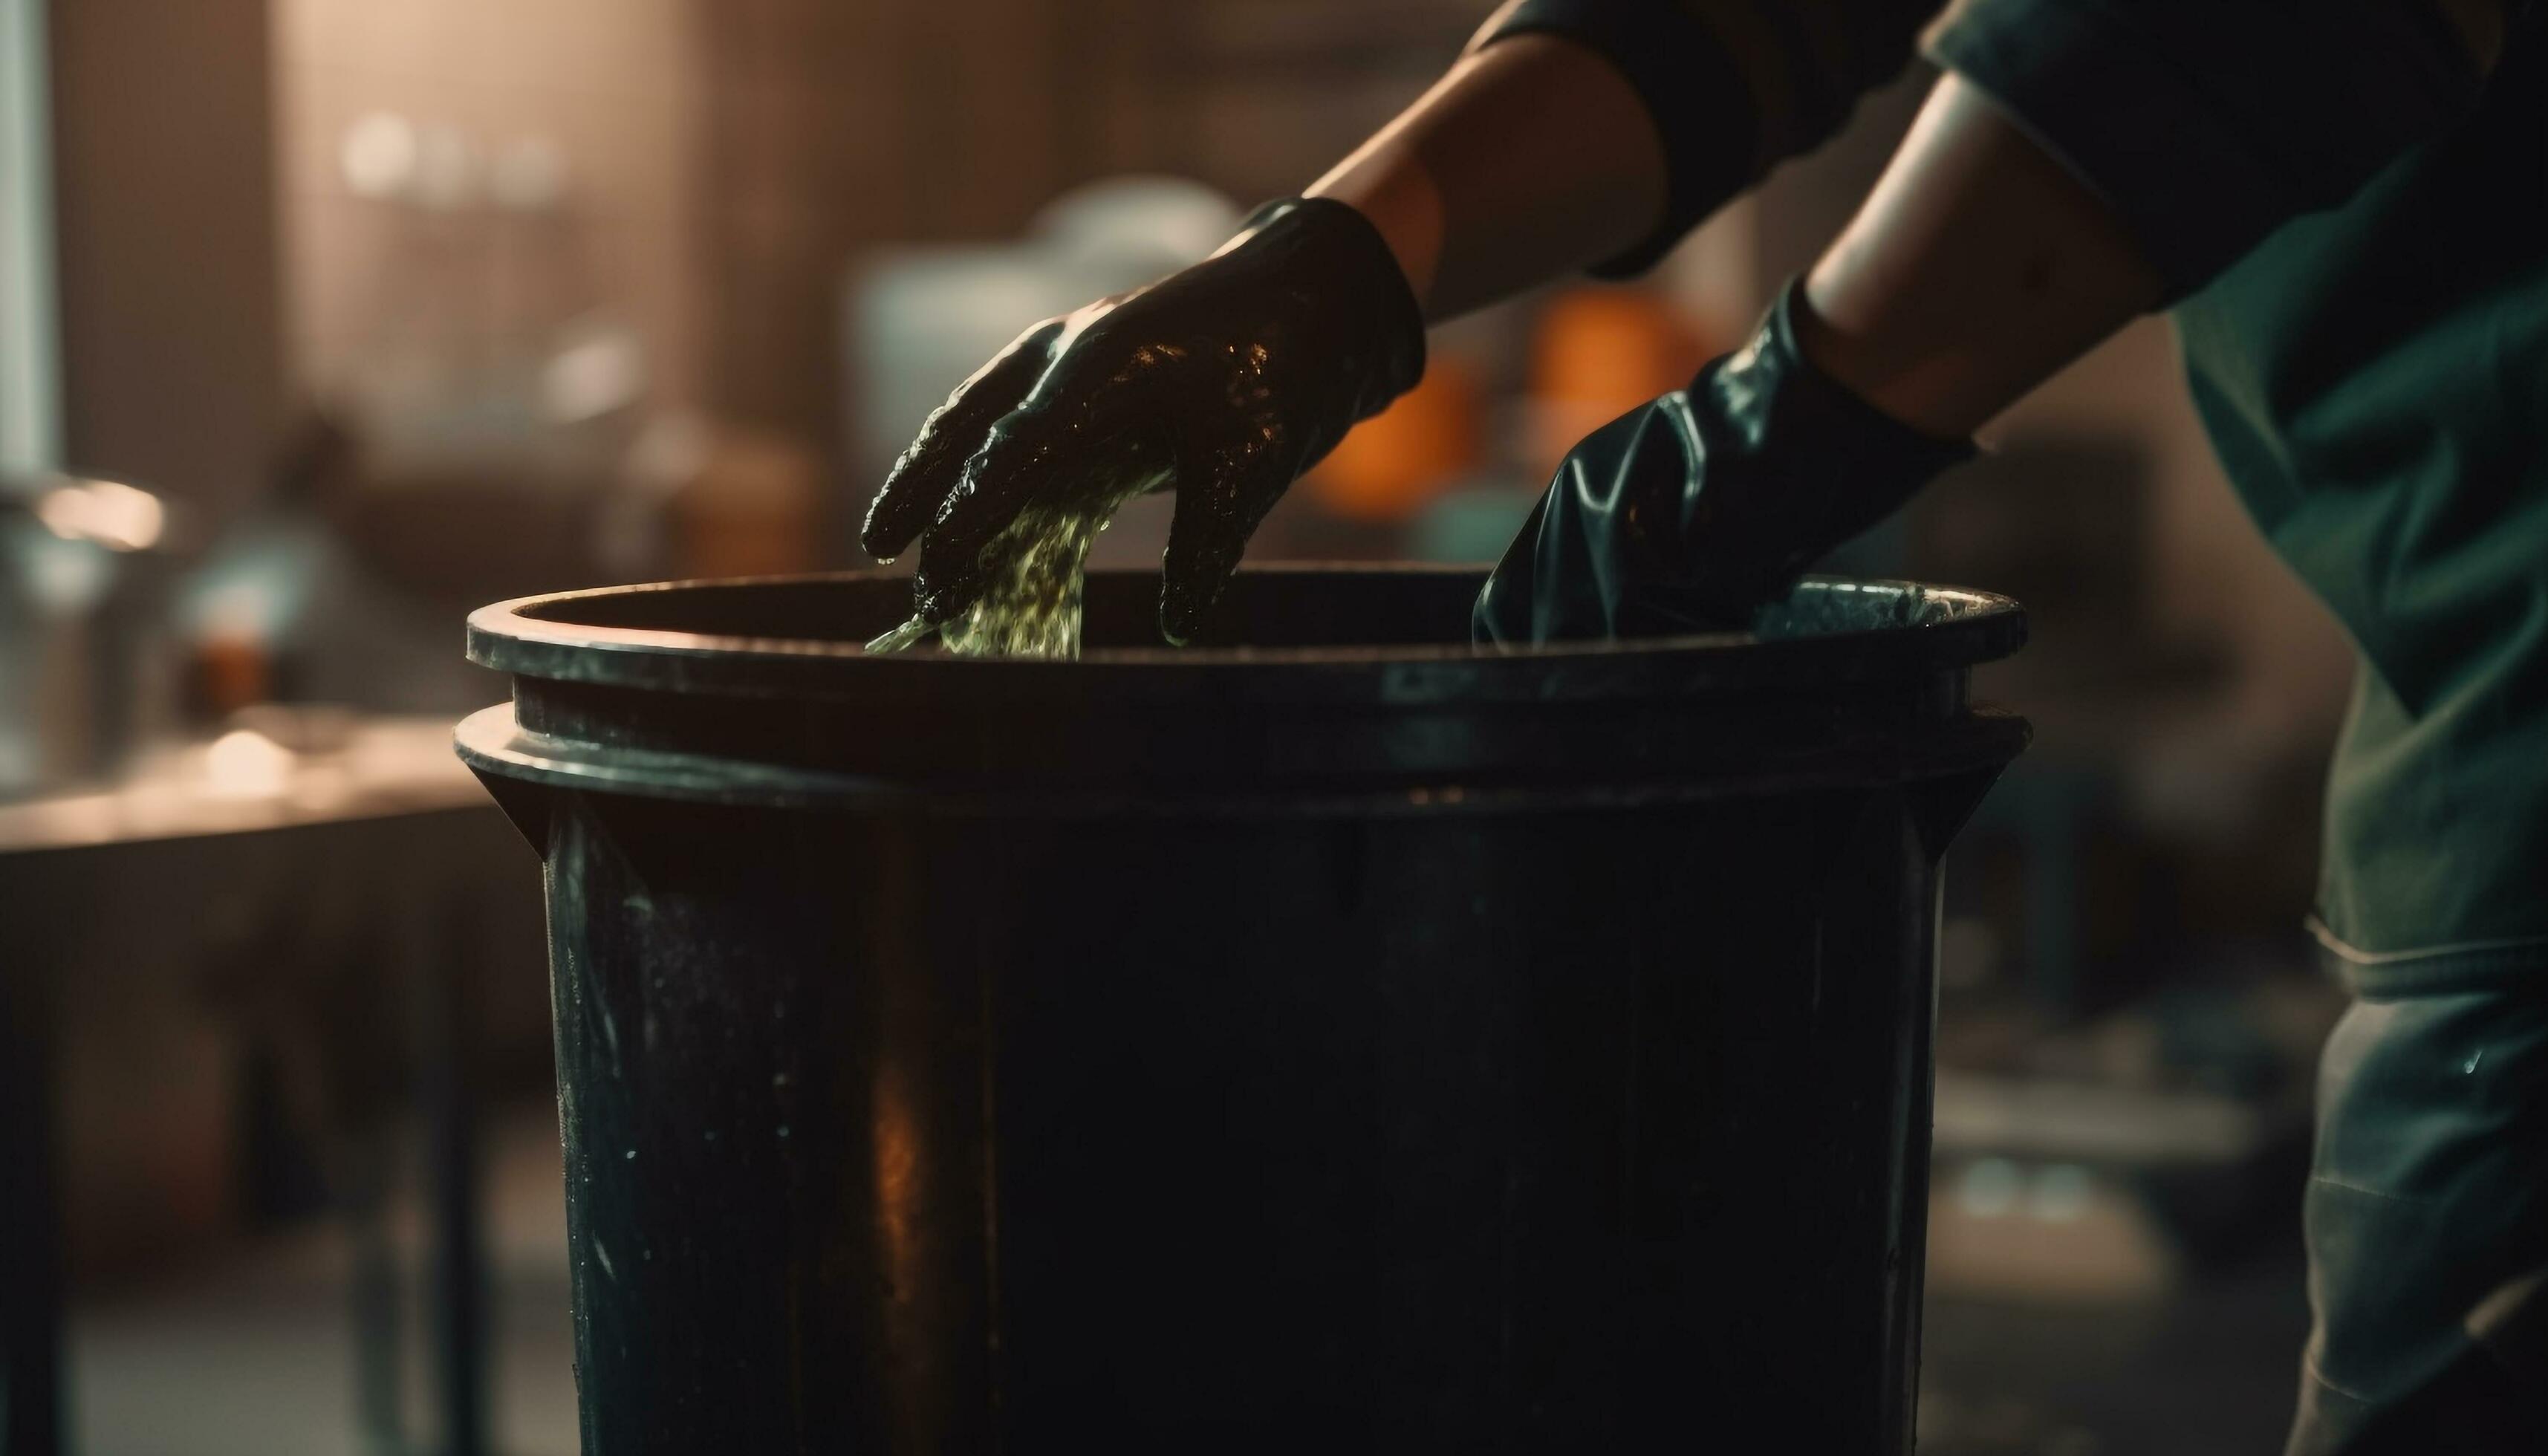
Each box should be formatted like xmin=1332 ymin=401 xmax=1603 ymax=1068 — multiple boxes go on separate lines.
xmin=862 ymin=196 xmax=1426 ymax=646
xmin=1474 ymin=281 xmax=1975 ymax=646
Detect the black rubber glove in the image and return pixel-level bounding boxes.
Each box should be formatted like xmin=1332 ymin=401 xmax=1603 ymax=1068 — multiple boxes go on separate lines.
xmin=862 ymin=196 xmax=1427 ymax=645
xmin=1473 ymin=280 xmax=1975 ymax=646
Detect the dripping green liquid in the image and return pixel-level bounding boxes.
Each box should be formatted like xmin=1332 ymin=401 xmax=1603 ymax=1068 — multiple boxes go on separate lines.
xmin=865 ymin=469 xmax=1161 ymax=660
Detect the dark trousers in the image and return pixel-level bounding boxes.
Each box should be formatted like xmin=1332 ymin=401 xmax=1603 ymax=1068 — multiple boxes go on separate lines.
xmin=2287 ymin=965 xmax=2548 ymax=1454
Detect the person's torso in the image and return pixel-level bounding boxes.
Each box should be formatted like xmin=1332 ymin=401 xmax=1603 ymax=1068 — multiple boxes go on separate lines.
xmin=2173 ymin=4 xmax=2548 ymax=967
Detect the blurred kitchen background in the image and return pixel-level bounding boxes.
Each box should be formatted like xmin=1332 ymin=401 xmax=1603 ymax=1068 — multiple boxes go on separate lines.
xmin=2 ymin=1 xmax=2359 ymax=1453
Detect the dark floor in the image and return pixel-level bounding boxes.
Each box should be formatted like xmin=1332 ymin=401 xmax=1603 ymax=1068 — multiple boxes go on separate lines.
xmin=67 ymin=1105 xmax=2313 ymax=1455
xmin=1923 ymin=1259 xmax=2309 ymax=1455
xmin=69 ymin=1110 xmax=579 ymax=1456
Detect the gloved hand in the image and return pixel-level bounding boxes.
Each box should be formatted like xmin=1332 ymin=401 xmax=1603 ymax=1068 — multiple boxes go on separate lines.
xmin=1474 ymin=281 xmax=1975 ymax=645
xmin=862 ymin=195 xmax=1427 ymax=646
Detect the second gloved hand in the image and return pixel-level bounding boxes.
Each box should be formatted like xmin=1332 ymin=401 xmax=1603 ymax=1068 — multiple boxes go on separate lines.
xmin=862 ymin=196 xmax=1427 ymax=646
xmin=1474 ymin=281 xmax=1976 ymax=646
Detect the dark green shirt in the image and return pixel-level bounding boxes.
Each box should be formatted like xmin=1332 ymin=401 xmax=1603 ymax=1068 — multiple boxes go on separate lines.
xmin=1480 ymin=0 xmax=2547 ymax=977
xmin=2171 ymin=27 xmax=2548 ymax=975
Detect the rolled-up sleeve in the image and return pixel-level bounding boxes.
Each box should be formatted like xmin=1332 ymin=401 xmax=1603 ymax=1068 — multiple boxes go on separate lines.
xmin=1469 ymin=0 xmax=1940 ymax=275
xmin=1472 ymin=0 xmax=2497 ymax=296
xmin=1927 ymin=0 xmax=2491 ymax=294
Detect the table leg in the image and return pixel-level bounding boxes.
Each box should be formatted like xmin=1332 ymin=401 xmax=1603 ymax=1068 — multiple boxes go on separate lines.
xmin=425 ymin=1039 xmax=487 ymax=1456
xmin=1 ymin=908 xmax=65 ymax=1456
xmin=417 ymin=887 xmax=489 ymax=1456
xmin=344 ymin=1139 xmax=408 ymax=1456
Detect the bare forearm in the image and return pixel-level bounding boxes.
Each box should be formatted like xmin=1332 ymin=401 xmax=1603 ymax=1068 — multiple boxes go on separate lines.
xmin=1810 ymin=0 xmax=2510 ymax=438
xmin=1305 ymin=34 xmax=1666 ymax=322
xmin=1310 ymin=43 xmax=2165 ymax=424
xmin=1798 ymin=75 xmax=2167 ymax=439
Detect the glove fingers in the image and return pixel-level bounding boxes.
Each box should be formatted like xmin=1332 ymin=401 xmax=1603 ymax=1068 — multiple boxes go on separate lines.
xmin=906 ymin=311 xmax=1178 ymax=623
xmin=911 ymin=402 xmax=1114 ymax=624
xmin=1158 ymin=443 xmax=1294 ymax=646
xmin=861 ymin=319 xmax=1062 ymax=562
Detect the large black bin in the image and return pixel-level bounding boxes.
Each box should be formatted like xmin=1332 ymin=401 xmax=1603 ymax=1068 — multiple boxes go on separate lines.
xmin=456 ymin=565 xmax=2025 ymax=1455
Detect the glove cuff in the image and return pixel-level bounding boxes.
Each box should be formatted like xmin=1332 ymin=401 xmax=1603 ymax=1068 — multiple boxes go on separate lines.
xmin=1674 ymin=278 xmax=1977 ymax=614
xmin=1231 ymin=196 xmax=1429 ymax=417
xmin=1718 ymin=279 xmax=1976 ymax=476
xmin=1472 ymin=277 xmax=1975 ymax=646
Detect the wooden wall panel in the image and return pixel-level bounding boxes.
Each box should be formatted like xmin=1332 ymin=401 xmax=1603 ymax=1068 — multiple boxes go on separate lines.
xmin=50 ymin=0 xmax=285 ymax=514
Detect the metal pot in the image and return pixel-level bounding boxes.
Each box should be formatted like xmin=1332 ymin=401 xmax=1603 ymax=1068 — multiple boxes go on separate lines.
xmin=0 ymin=472 xmax=177 ymax=796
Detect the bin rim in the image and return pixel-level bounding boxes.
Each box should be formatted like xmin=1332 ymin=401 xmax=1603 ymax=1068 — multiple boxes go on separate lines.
xmin=454 ymin=701 xmax=2032 ymax=816
xmin=465 ymin=565 xmax=2025 ymax=703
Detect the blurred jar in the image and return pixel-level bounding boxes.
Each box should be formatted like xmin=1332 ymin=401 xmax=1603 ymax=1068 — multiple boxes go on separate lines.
xmin=188 ymin=618 xmax=275 ymax=721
